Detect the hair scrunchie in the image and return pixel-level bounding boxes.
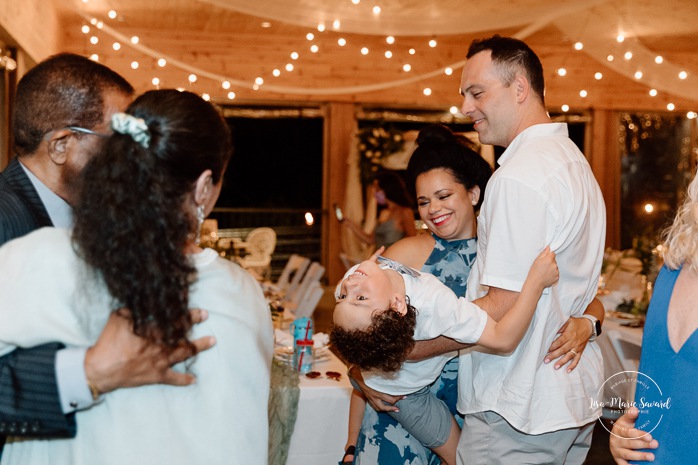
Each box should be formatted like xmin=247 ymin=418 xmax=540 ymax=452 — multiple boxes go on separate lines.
xmin=111 ymin=113 xmax=151 ymax=148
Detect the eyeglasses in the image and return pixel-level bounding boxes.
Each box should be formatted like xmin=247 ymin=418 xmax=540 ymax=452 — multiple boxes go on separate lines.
xmin=43 ymin=126 xmax=111 ymax=141
xmin=305 ymin=371 xmax=342 ymax=381
xmin=65 ymin=126 xmax=111 ymax=138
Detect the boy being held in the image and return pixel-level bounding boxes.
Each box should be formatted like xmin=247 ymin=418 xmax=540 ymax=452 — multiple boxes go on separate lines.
xmin=331 ymin=246 xmax=558 ymax=465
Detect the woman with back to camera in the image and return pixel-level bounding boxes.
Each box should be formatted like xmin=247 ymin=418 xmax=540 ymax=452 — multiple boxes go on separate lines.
xmin=342 ymin=170 xmax=417 ymax=250
xmin=341 ymin=124 xmax=604 ymax=464
xmin=0 ymin=89 xmax=272 ymax=465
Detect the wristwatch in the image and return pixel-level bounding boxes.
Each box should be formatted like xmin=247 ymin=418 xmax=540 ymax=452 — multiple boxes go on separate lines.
xmin=581 ymin=314 xmax=602 ymax=341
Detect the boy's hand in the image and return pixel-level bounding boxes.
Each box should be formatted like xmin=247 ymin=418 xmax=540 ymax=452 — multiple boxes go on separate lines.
xmin=531 ymin=246 xmax=559 ymax=288
xmin=367 ymin=246 xmax=385 ymax=263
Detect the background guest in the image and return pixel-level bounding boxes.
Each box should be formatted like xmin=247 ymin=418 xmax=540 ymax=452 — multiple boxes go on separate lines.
xmin=342 ymin=170 xmax=417 ymax=250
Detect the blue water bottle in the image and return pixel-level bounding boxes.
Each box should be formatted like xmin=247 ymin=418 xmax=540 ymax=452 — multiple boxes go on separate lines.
xmin=291 ymin=317 xmax=314 ymax=374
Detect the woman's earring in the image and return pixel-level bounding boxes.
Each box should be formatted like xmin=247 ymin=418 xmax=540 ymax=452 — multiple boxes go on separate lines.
xmin=195 ymin=204 xmax=205 ymax=245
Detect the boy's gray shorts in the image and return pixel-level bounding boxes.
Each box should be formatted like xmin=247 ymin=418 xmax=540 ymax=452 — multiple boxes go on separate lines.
xmin=351 ymin=379 xmax=453 ymax=448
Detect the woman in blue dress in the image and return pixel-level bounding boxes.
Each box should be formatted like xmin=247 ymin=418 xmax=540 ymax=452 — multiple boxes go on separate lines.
xmin=609 ymin=169 xmax=698 ymax=464
xmin=342 ymin=125 xmax=599 ymax=464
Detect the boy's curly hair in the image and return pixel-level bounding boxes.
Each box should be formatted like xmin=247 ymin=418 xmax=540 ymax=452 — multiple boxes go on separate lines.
xmin=330 ymin=301 xmax=417 ymax=372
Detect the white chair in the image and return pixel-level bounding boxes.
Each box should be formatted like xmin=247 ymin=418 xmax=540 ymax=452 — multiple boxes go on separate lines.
xmin=263 ymin=254 xmax=311 ymax=297
xmin=236 ymin=227 xmax=277 ymax=279
xmin=294 ymin=281 xmax=325 ymax=319
xmin=284 ymin=261 xmax=325 ymax=312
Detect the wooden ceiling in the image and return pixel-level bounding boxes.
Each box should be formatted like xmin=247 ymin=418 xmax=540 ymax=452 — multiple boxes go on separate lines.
xmin=24 ymin=0 xmax=698 ymax=112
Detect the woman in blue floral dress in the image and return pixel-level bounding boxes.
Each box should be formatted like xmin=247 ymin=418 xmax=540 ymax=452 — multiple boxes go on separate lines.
xmin=342 ymin=125 xmax=599 ymax=465
xmin=342 ymin=125 xmax=489 ymax=464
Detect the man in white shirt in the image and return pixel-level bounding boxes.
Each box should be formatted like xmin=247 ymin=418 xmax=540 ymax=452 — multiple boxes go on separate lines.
xmin=0 ymin=54 xmax=213 ymax=450
xmin=450 ymin=35 xmax=606 ymax=464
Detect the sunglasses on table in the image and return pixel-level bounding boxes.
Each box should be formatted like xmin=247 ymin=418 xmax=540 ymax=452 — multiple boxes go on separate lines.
xmin=305 ymin=371 xmax=342 ymax=381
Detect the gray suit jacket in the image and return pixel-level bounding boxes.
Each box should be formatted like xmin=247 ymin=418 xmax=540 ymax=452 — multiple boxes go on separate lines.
xmin=0 ymin=158 xmax=76 ymax=441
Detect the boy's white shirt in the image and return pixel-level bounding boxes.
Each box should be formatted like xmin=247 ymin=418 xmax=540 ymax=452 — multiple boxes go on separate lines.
xmin=336 ymin=263 xmax=488 ymax=396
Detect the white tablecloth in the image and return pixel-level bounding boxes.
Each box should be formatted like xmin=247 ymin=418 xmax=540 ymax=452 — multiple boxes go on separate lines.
xmin=286 ymin=350 xmax=352 ymax=465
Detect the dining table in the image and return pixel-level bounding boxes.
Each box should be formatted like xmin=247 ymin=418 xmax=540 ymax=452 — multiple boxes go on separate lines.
xmin=284 ymin=348 xmax=352 ymax=465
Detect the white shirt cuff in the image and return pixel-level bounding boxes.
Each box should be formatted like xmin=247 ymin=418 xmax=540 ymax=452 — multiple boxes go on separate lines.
xmin=55 ymin=347 xmax=99 ymax=413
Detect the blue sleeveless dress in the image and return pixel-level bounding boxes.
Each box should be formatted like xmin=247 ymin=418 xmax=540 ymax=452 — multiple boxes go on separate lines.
xmin=631 ymin=265 xmax=698 ymax=464
xmin=353 ymin=235 xmax=477 ymax=465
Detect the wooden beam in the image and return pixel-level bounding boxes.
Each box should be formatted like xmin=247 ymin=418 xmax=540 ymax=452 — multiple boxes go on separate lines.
xmin=322 ymin=102 xmax=356 ymax=285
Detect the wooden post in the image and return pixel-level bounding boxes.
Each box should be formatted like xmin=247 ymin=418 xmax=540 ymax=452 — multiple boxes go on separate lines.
xmin=588 ymin=109 xmax=621 ymax=249
xmin=322 ymin=102 xmax=356 ymax=285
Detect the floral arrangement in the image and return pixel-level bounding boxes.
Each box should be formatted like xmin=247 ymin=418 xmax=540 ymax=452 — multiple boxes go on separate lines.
xmin=357 ymin=125 xmax=404 ymax=187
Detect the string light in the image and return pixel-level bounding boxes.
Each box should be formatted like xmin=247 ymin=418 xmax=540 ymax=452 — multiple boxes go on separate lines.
xmin=222 ymin=80 xmax=231 ymax=89
xmin=579 ymin=90 xmax=588 ymax=98
xmin=291 ymin=52 xmax=299 ymax=60
xmin=255 ymin=77 xmax=264 ymax=85
xmin=561 ymin=104 xmax=570 ymax=112
xmin=188 ymin=74 xmax=197 ymax=83
xmin=285 ymin=63 xmax=294 ymax=71
xmin=557 ymin=68 xmax=567 ymax=76
xmin=152 ymin=77 xmax=160 ymax=86
xmin=227 ymin=91 xmax=236 ymax=99
xmin=423 ymin=88 xmax=432 ymax=96
xmin=80 ymin=6 xmax=696 ymax=106
xmin=449 ymin=106 xmax=458 ymax=115
xmin=89 ymin=54 xmax=99 ymax=61
xmin=667 ymin=103 xmax=675 ymax=111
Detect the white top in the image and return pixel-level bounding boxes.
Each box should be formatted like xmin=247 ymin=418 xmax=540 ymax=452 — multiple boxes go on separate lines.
xmin=337 ymin=264 xmax=488 ymax=396
xmin=0 ymin=228 xmax=273 ymax=465
xmin=460 ymin=123 xmax=606 ymax=434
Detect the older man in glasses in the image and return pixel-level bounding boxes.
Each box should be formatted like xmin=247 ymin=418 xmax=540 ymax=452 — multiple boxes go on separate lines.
xmin=0 ymin=53 xmax=213 ymax=452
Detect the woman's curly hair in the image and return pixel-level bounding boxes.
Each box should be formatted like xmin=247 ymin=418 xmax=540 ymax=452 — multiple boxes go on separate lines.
xmin=72 ymin=89 xmax=232 ymax=353
xmin=330 ymin=301 xmax=417 ymax=372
